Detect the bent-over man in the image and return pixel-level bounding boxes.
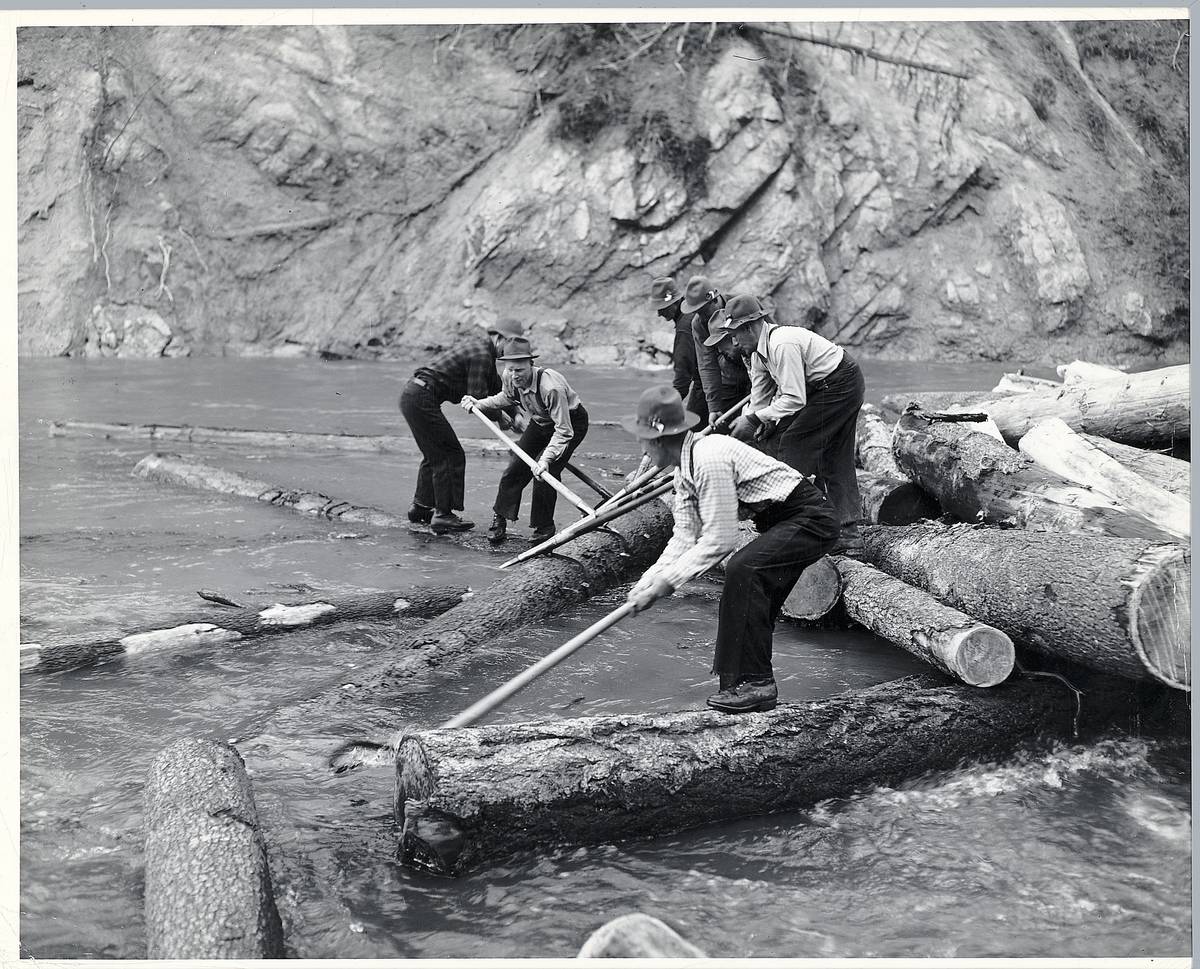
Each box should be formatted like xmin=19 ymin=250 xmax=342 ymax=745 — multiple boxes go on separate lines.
xmin=718 ymin=295 xmax=866 ymax=554
xmin=622 ymin=385 xmax=839 ymax=714
xmin=399 ymin=318 xmax=522 ymax=534
xmin=650 ymin=276 xmax=709 ymax=425
xmin=700 ymin=309 xmax=752 ymax=423
xmin=462 ymin=337 xmax=589 ymax=544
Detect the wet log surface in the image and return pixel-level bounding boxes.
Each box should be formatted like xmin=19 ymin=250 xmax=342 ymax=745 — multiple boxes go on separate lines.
xmin=891 ymin=409 xmax=1175 ymax=541
xmin=859 ymin=522 xmax=1190 ymax=689
xmin=144 ymin=739 xmax=284 ymax=959
xmin=22 ymin=586 xmax=469 ymax=674
xmin=392 ymin=674 xmax=1144 ymax=875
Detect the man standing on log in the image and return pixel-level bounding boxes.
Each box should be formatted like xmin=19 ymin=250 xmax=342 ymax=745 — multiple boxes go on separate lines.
xmin=622 ymin=385 xmax=839 ymax=713
xmin=717 ymin=295 xmax=866 ymax=555
xmin=650 ymin=276 xmax=709 ymax=426
xmin=400 ymin=318 xmax=523 ymax=534
xmin=461 ymin=337 xmax=589 ymax=545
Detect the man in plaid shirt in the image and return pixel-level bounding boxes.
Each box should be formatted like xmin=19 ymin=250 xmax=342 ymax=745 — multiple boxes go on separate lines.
xmin=399 ymin=318 xmax=523 ymax=534
xmin=622 ymin=385 xmax=839 ymax=713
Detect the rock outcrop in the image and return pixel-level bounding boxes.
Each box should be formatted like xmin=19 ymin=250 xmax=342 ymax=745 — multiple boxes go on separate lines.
xmin=16 ymin=20 xmax=1189 ymax=363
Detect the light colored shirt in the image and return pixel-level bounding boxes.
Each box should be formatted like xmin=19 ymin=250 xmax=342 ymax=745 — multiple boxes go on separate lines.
xmin=747 ymin=323 xmax=844 ymax=423
xmin=632 ymin=432 xmax=806 ymax=594
xmin=476 ymin=366 xmax=582 ymax=465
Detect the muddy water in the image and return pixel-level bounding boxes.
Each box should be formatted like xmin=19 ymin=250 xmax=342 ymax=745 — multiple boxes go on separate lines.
xmin=18 ymin=357 xmax=1190 ymax=959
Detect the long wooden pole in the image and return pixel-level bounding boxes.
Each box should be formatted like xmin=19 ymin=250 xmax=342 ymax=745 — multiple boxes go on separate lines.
xmin=466 ymin=405 xmax=595 ymax=517
xmin=564 ymin=462 xmax=614 ymax=501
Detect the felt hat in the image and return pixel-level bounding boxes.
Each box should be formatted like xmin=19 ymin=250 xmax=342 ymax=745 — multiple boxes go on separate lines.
xmin=649 ymin=276 xmax=683 ymax=308
xmin=497 ymin=336 xmax=539 ymax=361
xmin=620 ymin=385 xmax=704 ymax=440
xmin=681 ymin=275 xmax=720 ymax=314
xmin=703 ymin=315 xmax=734 ymax=348
xmin=487 ymin=317 xmax=525 ymax=339
xmin=722 ymin=294 xmax=769 ymax=329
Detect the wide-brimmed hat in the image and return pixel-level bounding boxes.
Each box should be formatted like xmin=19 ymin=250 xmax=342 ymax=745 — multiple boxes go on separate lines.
xmin=703 ymin=315 xmax=734 ymax=348
xmin=620 ymin=385 xmax=704 ymax=440
xmin=722 ymin=294 xmax=769 ymax=329
xmin=487 ymin=317 xmax=525 ymax=339
xmin=681 ymin=275 xmax=720 ymax=314
xmin=497 ymin=336 xmax=539 ymax=361
xmin=649 ymin=277 xmax=683 ymax=308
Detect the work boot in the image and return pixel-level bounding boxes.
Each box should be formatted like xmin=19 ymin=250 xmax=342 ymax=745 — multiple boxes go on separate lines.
xmin=529 ymin=522 xmax=557 ymax=542
xmin=706 ymin=677 xmax=778 ymax=714
xmin=407 ymin=501 xmax=434 ymax=525
xmin=487 ymin=514 xmax=507 ymax=545
xmin=431 ymin=512 xmax=475 ymax=535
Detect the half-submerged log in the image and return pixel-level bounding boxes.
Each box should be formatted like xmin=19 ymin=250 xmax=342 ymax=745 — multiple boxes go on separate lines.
xmin=1020 ymin=418 xmax=1189 ymax=541
xmin=891 ymin=408 xmax=1176 ymax=541
xmin=979 ymin=363 xmax=1189 ymax=449
xmin=144 ymin=739 xmax=284 ymax=959
xmin=859 ymin=522 xmax=1190 ymax=690
xmin=857 ymin=470 xmax=941 ymax=525
xmin=21 ymin=585 xmax=469 ymax=674
xmin=832 ymin=556 xmax=1014 ymax=686
xmin=855 ymin=404 xmax=902 ymax=477
xmin=578 ymin=914 xmax=706 ymax=958
xmin=392 ymin=676 xmax=1087 ymax=874
xmin=1084 ymin=434 xmax=1191 ymax=498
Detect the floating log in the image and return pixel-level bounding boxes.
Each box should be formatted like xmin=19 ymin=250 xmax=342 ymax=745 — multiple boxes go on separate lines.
xmin=21 ymin=585 xmax=469 ymax=674
xmin=831 ymin=556 xmax=1014 ymax=686
xmin=992 ymin=372 xmax=1060 ymax=393
xmin=978 ymin=364 xmax=1190 ymax=449
xmin=855 ymin=404 xmax=902 ymax=477
xmin=392 ymin=676 xmax=1095 ymax=874
xmin=578 ymin=914 xmax=706 ymax=958
xmin=1057 ymin=360 xmax=1126 ymax=385
xmin=891 ymin=408 xmax=1176 ymax=541
xmin=859 ymin=522 xmax=1190 ymax=690
xmin=857 ymin=470 xmax=941 ymax=525
xmin=48 ymin=418 xmax=625 ymax=456
xmin=1082 ymin=433 xmax=1190 ymax=498
xmin=1020 ymin=418 xmax=1189 ymax=541
xmin=144 ymin=739 xmax=284 ymax=959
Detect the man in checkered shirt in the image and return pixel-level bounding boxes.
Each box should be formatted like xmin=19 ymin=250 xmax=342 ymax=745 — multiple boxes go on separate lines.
xmin=622 ymin=385 xmax=839 ymax=713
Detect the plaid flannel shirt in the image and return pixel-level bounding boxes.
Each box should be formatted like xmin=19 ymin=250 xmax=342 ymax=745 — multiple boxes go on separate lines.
xmin=414 ymin=335 xmax=501 ymax=403
xmin=633 ymin=432 xmax=805 ymax=594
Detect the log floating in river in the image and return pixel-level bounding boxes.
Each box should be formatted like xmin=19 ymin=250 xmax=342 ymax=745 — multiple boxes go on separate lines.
xmin=391 ymin=676 xmax=1095 ymax=875
xmin=859 ymin=521 xmax=1190 ymax=690
xmin=21 ymin=585 xmax=469 ymax=674
xmin=144 ymin=739 xmax=284 ymax=959
xmin=891 ymin=408 xmax=1176 ymax=541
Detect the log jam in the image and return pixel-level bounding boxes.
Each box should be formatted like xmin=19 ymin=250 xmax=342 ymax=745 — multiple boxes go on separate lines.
xmin=144 ymin=739 xmax=284 ymax=959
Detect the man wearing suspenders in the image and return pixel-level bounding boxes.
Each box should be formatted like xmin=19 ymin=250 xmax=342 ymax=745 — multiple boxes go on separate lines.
xmin=462 ymin=337 xmax=589 ymax=545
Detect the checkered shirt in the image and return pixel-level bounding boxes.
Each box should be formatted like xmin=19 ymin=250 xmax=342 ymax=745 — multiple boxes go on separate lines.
xmin=414 ymin=335 xmax=501 ymax=403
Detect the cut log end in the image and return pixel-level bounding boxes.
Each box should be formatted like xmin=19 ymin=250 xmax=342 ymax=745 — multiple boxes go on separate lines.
xmin=872 ymin=480 xmax=942 ymax=525
xmin=783 ymin=556 xmax=842 ymax=621
xmin=947 ymin=626 xmax=1016 ymax=687
xmin=1130 ymin=545 xmax=1191 ymax=691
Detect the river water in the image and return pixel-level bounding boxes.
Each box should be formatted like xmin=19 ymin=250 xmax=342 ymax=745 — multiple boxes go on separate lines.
xmin=18 ymin=357 xmax=1191 ymax=959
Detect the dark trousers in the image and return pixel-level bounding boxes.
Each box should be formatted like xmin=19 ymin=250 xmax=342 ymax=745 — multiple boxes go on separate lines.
xmin=399 ymin=380 xmax=465 ymax=514
xmin=672 ymin=329 xmax=709 ymax=423
xmin=712 ymin=482 xmax=839 ymax=688
xmin=494 ymin=406 xmax=589 ymax=529
xmin=767 ymin=354 xmax=865 ymax=529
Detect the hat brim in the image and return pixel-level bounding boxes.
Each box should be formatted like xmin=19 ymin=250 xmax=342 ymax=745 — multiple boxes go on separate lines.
xmin=681 ymin=294 xmax=714 ymax=314
xmin=498 ymin=353 xmax=538 ymax=361
xmin=703 ymin=328 xmax=731 ymax=347
xmin=652 ymin=293 xmax=684 ymax=307
xmin=725 ymin=311 xmax=766 ymax=328
xmin=620 ymin=410 xmax=704 ymax=440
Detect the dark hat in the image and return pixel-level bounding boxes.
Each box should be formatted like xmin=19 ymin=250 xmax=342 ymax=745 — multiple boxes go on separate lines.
xmin=722 ymin=294 xmax=769 ymax=329
xmin=487 ymin=317 xmax=525 ymax=339
xmin=620 ymin=385 xmax=704 ymax=440
xmin=497 ymin=336 xmax=539 ymax=361
xmin=681 ymin=275 xmax=720 ymax=314
xmin=703 ymin=315 xmax=733 ymax=348
xmin=649 ymin=276 xmax=683 ymax=308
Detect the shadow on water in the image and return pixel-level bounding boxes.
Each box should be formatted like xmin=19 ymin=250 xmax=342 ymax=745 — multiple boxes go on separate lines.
xmin=18 ymin=357 xmax=1191 ymax=958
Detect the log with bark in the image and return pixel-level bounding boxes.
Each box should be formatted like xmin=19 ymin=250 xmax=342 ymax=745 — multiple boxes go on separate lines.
xmin=890 ymin=408 xmax=1177 ymax=541
xmin=830 ymin=556 xmax=1014 ymax=686
xmin=858 ymin=521 xmax=1190 ymax=690
xmin=1019 ymin=418 xmax=1189 ymax=540
xmin=390 ymin=674 xmax=1133 ymax=875
xmin=578 ymin=914 xmax=706 ymax=958
xmin=855 ymin=403 xmax=903 ymax=477
xmin=144 ymin=738 xmax=284 ymax=959
xmin=1082 ymin=433 xmax=1190 ymax=498
xmin=978 ymin=363 xmax=1189 ymax=449
xmin=857 ymin=470 xmax=941 ymax=525
xmin=21 ymin=585 xmax=469 ymax=674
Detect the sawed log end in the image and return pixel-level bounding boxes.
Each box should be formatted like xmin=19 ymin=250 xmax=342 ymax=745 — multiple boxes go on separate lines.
xmin=394 ymin=734 xmax=469 ymax=876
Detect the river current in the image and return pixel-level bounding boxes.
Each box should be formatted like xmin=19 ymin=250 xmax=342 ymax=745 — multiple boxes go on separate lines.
xmin=18 ymin=357 xmax=1191 ymax=959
